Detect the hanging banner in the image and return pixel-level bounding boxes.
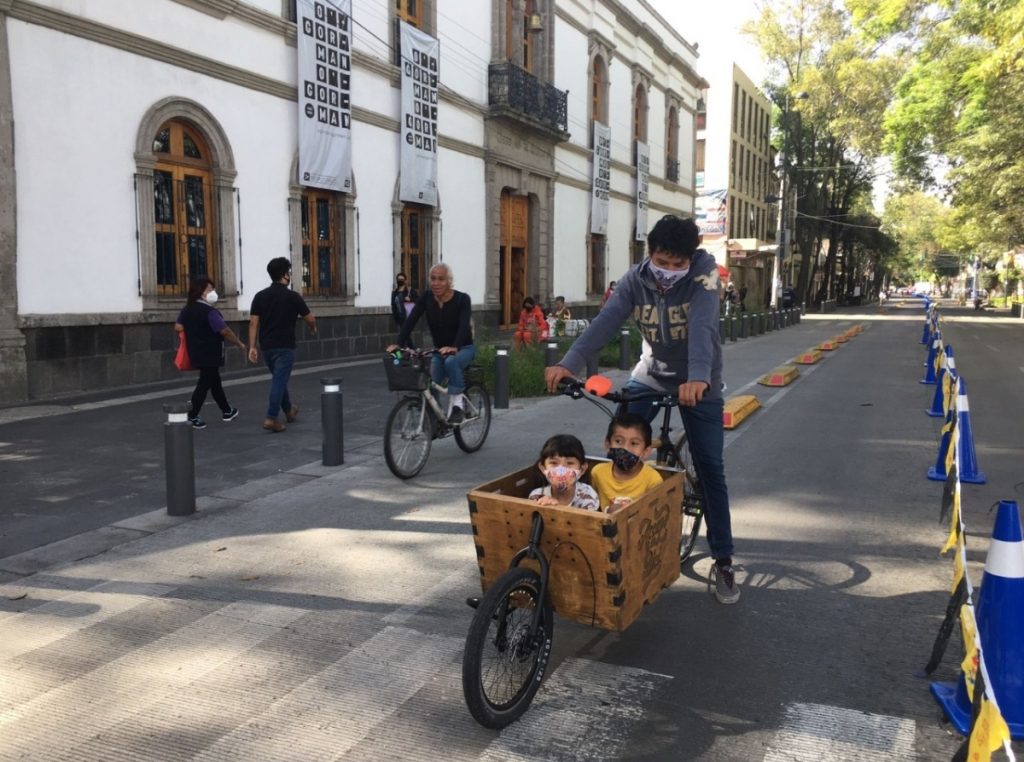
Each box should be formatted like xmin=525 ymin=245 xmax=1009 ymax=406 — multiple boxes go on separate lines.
xmin=696 ymin=189 xmax=728 ymax=237
xmin=590 ymin=122 xmax=610 ymax=235
xmin=399 ymin=21 xmax=439 ymax=207
xmin=635 ymin=141 xmax=649 ymax=241
xmin=297 ymin=0 xmax=353 ymax=192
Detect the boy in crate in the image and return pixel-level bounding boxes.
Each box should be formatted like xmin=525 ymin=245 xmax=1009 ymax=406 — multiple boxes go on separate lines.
xmin=590 ymin=413 xmax=663 ymax=512
xmin=529 ymin=434 xmax=599 ymax=511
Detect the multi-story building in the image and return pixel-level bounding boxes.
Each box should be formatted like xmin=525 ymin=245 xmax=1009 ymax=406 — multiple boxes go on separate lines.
xmin=0 ymin=0 xmax=703 ymax=402
xmin=694 ymin=62 xmax=775 ymax=310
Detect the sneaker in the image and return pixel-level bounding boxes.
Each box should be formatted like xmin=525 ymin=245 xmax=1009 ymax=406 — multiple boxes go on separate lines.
xmin=448 ymin=406 xmax=465 ymax=425
xmin=262 ymin=418 xmax=286 ymax=433
xmin=190 ymin=417 xmax=207 ymax=429
xmin=710 ymin=562 xmax=740 ymax=604
xmin=222 ymin=408 xmax=239 ymax=422
xmin=286 ymin=404 xmax=300 ymax=423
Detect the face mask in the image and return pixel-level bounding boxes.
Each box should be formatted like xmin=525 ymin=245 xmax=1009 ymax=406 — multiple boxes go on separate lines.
xmin=205 ymin=290 xmax=219 ymax=305
xmin=649 ymin=262 xmax=689 ymax=289
xmin=606 ymin=447 xmax=642 ymax=473
xmin=397 ymin=280 xmax=405 ymax=287
xmin=543 ymin=465 xmax=580 ymax=492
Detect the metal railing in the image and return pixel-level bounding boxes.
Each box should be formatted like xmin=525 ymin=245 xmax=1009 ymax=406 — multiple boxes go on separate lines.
xmin=488 ymin=62 xmax=568 ymax=136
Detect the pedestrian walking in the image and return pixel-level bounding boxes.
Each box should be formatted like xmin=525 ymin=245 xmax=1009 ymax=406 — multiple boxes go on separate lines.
xmin=247 ymin=257 xmax=317 ymax=433
xmin=175 ymin=277 xmax=246 ymax=429
xmin=545 ymin=215 xmax=740 ymax=604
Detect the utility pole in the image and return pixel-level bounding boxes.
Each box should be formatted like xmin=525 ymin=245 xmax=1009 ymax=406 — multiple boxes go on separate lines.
xmin=770 ymin=91 xmax=808 ymax=309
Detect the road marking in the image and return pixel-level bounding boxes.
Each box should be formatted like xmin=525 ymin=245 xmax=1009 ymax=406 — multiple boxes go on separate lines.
xmin=763 ymin=703 xmax=916 ymax=761
xmin=481 ymin=657 xmax=672 ymax=761
xmin=986 ymin=344 xmax=999 ymax=352
xmin=725 ymin=358 xmax=829 ymax=450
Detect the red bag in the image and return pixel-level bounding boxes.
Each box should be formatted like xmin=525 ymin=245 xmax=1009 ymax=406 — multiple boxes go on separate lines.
xmin=174 ymin=332 xmax=193 ymax=371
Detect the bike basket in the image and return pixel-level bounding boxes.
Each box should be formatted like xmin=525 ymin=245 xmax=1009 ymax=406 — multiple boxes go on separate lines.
xmin=383 ymin=354 xmax=430 ymax=391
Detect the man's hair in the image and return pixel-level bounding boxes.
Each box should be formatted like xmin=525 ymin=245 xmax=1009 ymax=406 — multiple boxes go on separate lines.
xmin=606 ymin=413 xmax=653 ymax=447
xmin=430 ymin=262 xmax=453 ymax=282
xmin=539 ymin=434 xmax=586 ymax=464
xmin=647 ymin=215 xmax=700 ymax=261
xmin=187 ymin=277 xmax=214 ymax=303
xmin=267 ymin=257 xmax=292 ymax=281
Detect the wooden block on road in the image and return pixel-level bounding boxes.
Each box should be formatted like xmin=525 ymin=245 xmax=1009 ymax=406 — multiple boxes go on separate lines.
xmin=818 ymin=339 xmax=839 ymax=351
xmin=722 ymin=395 xmax=760 ymax=429
xmin=793 ymin=348 xmax=822 ymax=365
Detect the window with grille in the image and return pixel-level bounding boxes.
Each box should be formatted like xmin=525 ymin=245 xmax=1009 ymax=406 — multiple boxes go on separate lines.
xmin=299 ymin=190 xmax=344 ymax=297
xmin=396 ymin=0 xmax=423 ymax=27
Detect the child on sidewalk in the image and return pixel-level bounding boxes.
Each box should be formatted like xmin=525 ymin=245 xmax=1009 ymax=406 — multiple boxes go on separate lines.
xmin=589 ymin=413 xmax=663 ymax=512
xmin=528 ymin=434 xmax=600 ymax=510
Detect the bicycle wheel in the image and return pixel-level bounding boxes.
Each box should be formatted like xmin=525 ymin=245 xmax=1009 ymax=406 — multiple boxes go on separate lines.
xmin=673 ymin=433 xmax=704 ymax=563
xmin=454 ymin=384 xmax=491 ymax=453
xmin=462 ymin=567 xmax=553 ymax=729
xmin=383 ymin=396 xmax=433 ymax=479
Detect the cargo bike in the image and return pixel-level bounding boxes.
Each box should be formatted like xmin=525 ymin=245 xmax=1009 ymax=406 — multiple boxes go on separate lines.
xmin=460 ymin=376 xmax=706 ymax=728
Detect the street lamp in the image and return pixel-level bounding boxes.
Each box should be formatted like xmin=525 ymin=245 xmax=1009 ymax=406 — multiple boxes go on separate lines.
xmin=770 ymin=90 xmax=809 ymax=308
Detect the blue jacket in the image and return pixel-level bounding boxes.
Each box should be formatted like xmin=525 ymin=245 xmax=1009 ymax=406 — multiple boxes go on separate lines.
xmin=560 ymin=250 xmax=724 ymax=400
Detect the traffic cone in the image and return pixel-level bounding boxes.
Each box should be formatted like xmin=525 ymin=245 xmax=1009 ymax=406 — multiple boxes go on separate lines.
xmin=932 ymin=500 xmax=1024 ymax=738
xmin=927 ymin=346 xmax=956 ymax=417
xmin=921 ymin=316 xmax=932 ymax=345
xmin=955 ymin=377 xmax=986 ymax=485
xmin=920 ymin=336 xmax=941 ymax=384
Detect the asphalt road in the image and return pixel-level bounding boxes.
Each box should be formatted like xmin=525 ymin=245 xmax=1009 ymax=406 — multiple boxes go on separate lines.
xmin=3 ymin=299 xmax=1024 ymax=760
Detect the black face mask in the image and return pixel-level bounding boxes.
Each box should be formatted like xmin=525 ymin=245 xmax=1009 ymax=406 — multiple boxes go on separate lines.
xmin=397 ymin=280 xmax=406 ymax=287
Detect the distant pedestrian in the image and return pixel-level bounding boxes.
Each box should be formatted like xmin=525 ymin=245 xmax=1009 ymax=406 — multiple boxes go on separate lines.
xmin=390 ymin=272 xmax=419 ymax=329
xmin=601 ymin=280 xmax=616 ymax=308
xmin=738 ymin=286 xmax=748 ymax=312
xmin=248 ymin=257 xmax=317 ymax=433
xmin=175 ymin=277 xmax=246 ymax=429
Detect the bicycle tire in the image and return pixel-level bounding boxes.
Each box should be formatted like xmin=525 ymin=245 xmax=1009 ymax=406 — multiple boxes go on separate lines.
xmin=673 ymin=433 xmax=704 ymax=563
xmin=462 ymin=567 xmax=553 ymax=729
xmin=383 ymin=396 xmax=433 ymax=479
xmin=454 ymin=384 xmax=492 ymax=453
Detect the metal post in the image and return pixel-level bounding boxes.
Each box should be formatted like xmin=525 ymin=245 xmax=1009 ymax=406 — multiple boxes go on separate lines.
xmin=163 ymin=402 xmax=195 ymax=516
xmin=767 ymin=310 xmax=774 ymax=332
xmin=494 ymin=347 xmax=509 ymax=409
xmin=739 ymin=313 xmax=749 ymax=339
xmin=729 ymin=316 xmax=737 ymax=342
xmin=618 ymin=330 xmax=631 ymax=370
xmin=545 ymin=341 xmax=558 ymax=368
xmin=719 ymin=317 xmax=726 ymax=344
xmin=320 ymin=378 xmax=344 ymax=466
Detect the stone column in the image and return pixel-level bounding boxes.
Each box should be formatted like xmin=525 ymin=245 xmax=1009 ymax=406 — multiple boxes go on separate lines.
xmin=0 ymin=11 xmax=27 ymax=403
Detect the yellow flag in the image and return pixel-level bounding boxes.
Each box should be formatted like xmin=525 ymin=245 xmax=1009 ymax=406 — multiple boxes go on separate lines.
xmin=967 ymin=696 xmax=1012 ymax=761
xmin=960 ymin=640 xmax=979 ymax=702
xmin=942 ymin=492 xmax=962 ymax=554
xmin=959 ymin=603 xmax=977 ymax=660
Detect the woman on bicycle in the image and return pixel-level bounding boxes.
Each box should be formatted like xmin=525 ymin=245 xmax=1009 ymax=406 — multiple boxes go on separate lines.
xmin=390 ymin=263 xmax=475 ymax=424
xmin=543 ymin=215 xmax=740 ymax=605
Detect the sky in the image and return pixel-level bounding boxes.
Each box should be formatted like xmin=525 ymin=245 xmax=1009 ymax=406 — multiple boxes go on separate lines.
xmin=647 ymin=0 xmax=771 ymax=88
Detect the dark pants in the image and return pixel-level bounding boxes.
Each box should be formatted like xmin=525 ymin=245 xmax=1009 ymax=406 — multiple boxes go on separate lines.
xmin=263 ymin=348 xmax=295 ymax=419
xmin=190 ymin=366 xmax=230 ymax=417
xmin=624 ymin=379 xmax=734 ymax=561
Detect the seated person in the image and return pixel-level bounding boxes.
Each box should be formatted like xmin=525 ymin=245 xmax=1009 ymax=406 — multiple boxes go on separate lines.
xmin=548 ymin=296 xmax=571 ymax=336
xmin=589 ymin=413 xmax=663 ymax=512
xmin=513 ymin=297 xmax=549 ymax=349
xmin=528 ymin=434 xmax=599 ymax=510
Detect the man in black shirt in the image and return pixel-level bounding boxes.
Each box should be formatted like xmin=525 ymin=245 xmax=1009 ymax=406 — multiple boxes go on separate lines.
xmin=248 ymin=257 xmax=317 ymax=432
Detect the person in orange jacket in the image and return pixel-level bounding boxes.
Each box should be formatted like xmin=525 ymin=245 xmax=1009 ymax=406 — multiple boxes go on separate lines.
xmin=513 ymin=296 xmax=549 ymax=349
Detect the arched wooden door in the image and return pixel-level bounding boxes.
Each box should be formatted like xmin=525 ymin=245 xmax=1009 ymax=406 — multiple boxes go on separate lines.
xmin=500 ymin=190 xmax=528 ymax=327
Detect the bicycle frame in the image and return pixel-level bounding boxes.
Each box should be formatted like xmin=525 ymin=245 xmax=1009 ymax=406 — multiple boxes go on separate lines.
xmin=506 ymin=512 xmax=551 ymax=644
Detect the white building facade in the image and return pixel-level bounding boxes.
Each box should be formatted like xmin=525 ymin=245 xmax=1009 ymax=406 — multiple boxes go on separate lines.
xmin=0 ymin=0 xmax=703 ymax=402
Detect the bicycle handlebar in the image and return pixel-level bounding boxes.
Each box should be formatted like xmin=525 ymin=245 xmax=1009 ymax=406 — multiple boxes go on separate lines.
xmin=559 ymin=377 xmax=681 ymax=408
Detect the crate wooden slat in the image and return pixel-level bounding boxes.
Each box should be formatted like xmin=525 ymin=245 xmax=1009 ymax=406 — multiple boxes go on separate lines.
xmin=467 ymin=461 xmax=683 ymax=632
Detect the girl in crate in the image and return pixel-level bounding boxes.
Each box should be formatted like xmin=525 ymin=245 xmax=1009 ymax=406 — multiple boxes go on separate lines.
xmin=528 ymin=434 xmax=599 ymax=510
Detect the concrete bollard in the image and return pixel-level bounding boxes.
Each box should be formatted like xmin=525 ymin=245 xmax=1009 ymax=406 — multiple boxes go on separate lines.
xmin=739 ymin=313 xmax=749 ymax=339
xmin=163 ymin=402 xmax=195 ymax=516
xmin=766 ymin=310 xmax=774 ymax=332
xmin=545 ymin=341 xmax=559 ymax=368
xmin=494 ymin=347 xmax=509 ymax=409
xmin=729 ymin=316 xmax=737 ymax=342
xmin=320 ymin=378 xmax=344 ymax=466
xmin=719 ymin=317 xmax=726 ymax=344
xmin=618 ymin=330 xmax=631 ymax=370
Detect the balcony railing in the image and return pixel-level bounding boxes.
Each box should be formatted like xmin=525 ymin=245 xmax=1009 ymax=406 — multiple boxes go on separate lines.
xmin=488 ymin=62 xmax=568 ymax=138
xmin=666 ymin=158 xmax=680 ymax=184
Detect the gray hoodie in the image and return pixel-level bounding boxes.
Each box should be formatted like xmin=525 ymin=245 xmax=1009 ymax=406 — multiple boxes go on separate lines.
xmin=560 ymin=250 xmax=724 ymax=401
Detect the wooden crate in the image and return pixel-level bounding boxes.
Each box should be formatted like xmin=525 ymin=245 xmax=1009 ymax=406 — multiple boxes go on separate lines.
xmin=466 ymin=461 xmax=683 ymax=632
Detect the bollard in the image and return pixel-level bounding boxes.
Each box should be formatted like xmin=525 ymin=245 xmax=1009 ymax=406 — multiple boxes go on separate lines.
xmin=729 ymin=316 xmax=737 ymax=342
xmin=618 ymin=330 xmax=631 ymax=370
xmin=719 ymin=317 xmax=726 ymax=344
xmin=545 ymin=341 xmax=559 ymax=368
xmin=494 ymin=347 xmax=509 ymax=409
xmin=320 ymin=378 xmax=344 ymax=466
xmin=739 ymin=313 xmax=749 ymax=339
xmin=163 ymin=402 xmax=196 ymax=516
xmin=586 ymin=353 xmax=598 ymax=379
xmin=766 ymin=310 xmax=774 ymax=332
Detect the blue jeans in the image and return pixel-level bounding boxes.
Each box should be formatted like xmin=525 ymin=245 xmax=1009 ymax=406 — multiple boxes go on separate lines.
xmin=263 ymin=348 xmax=295 ymax=419
xmin=430 ymin=345 xmax=476 ymax=395
xmin=624 ymin=379 xmax=734 ymax=561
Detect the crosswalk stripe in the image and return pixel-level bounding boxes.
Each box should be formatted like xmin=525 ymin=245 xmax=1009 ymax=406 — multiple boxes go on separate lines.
xmin=480 ymin=657 xmax=672 ymax=761
xmin=763 ymin=702 xmax=916 ymax=761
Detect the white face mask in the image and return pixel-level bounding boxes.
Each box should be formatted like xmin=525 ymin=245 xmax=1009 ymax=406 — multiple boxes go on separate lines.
xmin=648 ymin=262 xmax=689 ymax=289
xmin=205 ymin=290 xmax=219 ymax=305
